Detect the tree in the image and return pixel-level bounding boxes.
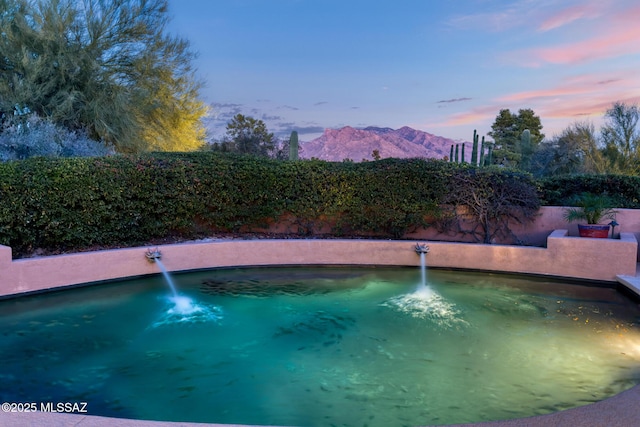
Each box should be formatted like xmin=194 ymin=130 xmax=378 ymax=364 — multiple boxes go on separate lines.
xmin=218 ymin=114 xmax=275 ymax=157
xmin=0 ymin=0 xmax=208 ymax=153
xmin=600 ymin=102 xmax=640 ymax=173
xmin=529 ymin=121 xmax=606 ymax=176
xmin=488 ymin=108 xmax=544 ymax=168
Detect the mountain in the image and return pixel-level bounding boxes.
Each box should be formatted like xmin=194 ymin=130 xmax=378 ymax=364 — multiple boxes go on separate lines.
xmin=300 ymin=126 xmax=463 ymax=161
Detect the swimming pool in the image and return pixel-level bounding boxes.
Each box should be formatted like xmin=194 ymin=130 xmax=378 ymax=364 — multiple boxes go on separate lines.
xmin=1 ymin=266 xmax=639 ymax=426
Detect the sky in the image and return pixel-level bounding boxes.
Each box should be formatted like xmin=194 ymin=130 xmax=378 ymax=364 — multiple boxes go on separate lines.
xmin=166 ymin=0 xmax=640 ymax=142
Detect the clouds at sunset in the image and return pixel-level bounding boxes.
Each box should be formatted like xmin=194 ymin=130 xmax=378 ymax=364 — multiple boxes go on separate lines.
xmin=433 ymin=1 xmax=640 ymax=138
xmin=171 ymin=1 xmax=640 ymax=141
xmin=505 ymin=3 xmax=640 ymax=66
xmin=537 ymin=2 xmax=604 ymax=31
xmin=432 ymin=68 xmax=640 ymax=137
xmin=530 ymin=27 xmax=640 ymax=65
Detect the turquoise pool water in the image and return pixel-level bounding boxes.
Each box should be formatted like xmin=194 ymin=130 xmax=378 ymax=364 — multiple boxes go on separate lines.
xmin=1 ymin=267 xmax=640 ymax=426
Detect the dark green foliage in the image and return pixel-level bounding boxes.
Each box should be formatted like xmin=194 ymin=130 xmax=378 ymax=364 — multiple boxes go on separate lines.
xmin=485 ymin=144 xmax=493 ymax=166
xmin=215 ymin=114 xmax=275 ymax=157
xmin=0 ymin=153 xmax=544 ymax=257
xmin=538 ymin=175 xmax=640 ymax=208
xmin=488 ymin=108 xmax=544 ymax=168
xmin=520 ymin=129 xmax=533 ymax=170
xmin=336 ymin=159 xmax=453 ymax=238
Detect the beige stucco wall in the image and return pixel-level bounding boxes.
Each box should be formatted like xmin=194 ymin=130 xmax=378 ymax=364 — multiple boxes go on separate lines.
xmin=0 ymin=231 xmax=637 ymax=299
xmin=404 ymin=206 xmax=640 ymax=249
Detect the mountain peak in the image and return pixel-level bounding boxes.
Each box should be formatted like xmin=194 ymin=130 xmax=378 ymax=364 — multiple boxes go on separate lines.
xmin=301 ymin=126 xmax=462 ymax=162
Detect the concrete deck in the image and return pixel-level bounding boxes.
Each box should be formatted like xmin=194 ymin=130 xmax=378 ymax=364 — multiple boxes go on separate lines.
xmin=4 ymin=371 xmax=640 ymax=427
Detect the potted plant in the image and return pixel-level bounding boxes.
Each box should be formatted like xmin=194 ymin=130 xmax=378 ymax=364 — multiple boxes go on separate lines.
xmin=563 ymin=192 xmax=618 ymax=238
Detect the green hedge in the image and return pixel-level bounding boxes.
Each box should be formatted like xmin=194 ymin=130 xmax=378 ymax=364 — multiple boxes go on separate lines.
xmin=0 ymin=153 xmax=542 ymax=257
xmin=538 ymin=175 xmax=640 ymax=208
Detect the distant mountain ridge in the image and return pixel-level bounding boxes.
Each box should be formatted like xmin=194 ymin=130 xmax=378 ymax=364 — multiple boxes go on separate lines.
xmin=300 ymin=126 xmax=461 ymax=161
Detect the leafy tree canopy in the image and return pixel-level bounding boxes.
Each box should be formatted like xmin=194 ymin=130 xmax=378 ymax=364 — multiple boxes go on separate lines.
xmin=529 ymin=122 xmax=605 ymax=177
xmin=529 ymin=102 xmax=640 ymax=176
xmin=488 ymin=108 xmax=544 ymax=168
xmin=0 ymin=0 xmax=208 ymax=153
xmin=600 ymin=101 xmax=640 ymax=173
xmin=213 ymin=114 xmax=276 ymax=157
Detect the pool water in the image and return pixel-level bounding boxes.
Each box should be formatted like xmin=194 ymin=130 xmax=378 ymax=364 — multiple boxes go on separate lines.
xmin=1 ymin=267 xmax=640 ymax=426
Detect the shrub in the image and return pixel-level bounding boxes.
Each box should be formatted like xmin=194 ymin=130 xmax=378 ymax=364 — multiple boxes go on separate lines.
xmin=0 ymin=115 xmax=114 ymax=161
xmin=0 ymin=153 xmax=543 ymax=257
xmin=538 ymin=175 xmax=640 ymax=208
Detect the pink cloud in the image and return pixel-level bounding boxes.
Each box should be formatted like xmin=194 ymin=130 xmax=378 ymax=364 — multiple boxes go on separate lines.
xmin=542 ymin=96 xmax=640 ymax=119
xmin=498 ymin=87 xmax=593 ymax=103
xmin=428 ymin=105 xmax=497 ymax=128
xmin=430 ymin=72 xmax=640 ymax=137
xmin=497 ymin=70 xmax=635 ymax=105
xmin=507 ymin=5 xmax=640 ymax=66
xmin=537 ymin=3 xmax=603 ymax=32
xmin=533 ymin=26 xmax=640 ymax=64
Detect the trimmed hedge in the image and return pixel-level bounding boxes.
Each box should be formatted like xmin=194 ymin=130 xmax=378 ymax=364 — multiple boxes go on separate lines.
xmin=538 ymin=175 xmax=640 ymax=208
xmin=0 ymin=153 xmax=541 ymax=257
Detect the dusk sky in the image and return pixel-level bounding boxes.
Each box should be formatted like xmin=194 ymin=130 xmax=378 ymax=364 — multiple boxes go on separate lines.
xmin=167 ymin=0 xmax=640 ymax=142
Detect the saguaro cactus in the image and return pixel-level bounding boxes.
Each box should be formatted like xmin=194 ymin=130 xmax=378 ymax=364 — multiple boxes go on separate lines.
xmin=471 ymin=130 xmax=479 ymax=165
xmin=289 ymin=130 xmax=299 ymax=160
xmin=486 ymin=144 xmax=493 ymax=166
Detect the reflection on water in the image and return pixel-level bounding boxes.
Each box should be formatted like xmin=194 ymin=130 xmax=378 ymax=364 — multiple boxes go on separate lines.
xmin=0 ymin=267 xmax=639 ymax=427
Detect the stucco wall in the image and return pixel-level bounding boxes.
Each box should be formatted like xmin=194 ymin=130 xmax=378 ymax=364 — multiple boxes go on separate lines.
xmin=0 ymin=231 xmax=637 ymax=299
xmin=404 ymin=206 xmax=640 ymax=249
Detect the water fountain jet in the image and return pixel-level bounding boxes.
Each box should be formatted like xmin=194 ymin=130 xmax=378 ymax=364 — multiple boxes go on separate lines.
xmin=414 ymin=243 xmax=430 ymax=291
xmin=380 ymin=243 xmax=461 ymax=326
xmin=143 ymin=249 xmax=222 ymax=324
xmin=145 ymin=248 xmax=178 ymax=297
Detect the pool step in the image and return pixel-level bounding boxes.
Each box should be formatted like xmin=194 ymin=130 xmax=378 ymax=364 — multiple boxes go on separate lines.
xmin=616 ymin=262 xmax=640 ymax=297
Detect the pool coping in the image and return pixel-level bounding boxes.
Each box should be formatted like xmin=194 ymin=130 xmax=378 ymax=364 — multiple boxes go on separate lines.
xmin=4 ymin=381 xmax=640 ymax=426
xmin=2 ymin=231 xmax=638 ymax=298
xmin=2 ymin=235 xmax=640 ymax=427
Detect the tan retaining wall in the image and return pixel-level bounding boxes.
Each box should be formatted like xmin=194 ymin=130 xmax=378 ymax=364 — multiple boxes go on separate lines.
xmin=0 ymin=230 xmax=637 ymax=299
xmin=405 ymin=207 xmax=640 ymax=249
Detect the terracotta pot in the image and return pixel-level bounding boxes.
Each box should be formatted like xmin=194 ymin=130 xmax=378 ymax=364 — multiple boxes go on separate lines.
xmin=577 ymin=224 xmax=610 ymax=238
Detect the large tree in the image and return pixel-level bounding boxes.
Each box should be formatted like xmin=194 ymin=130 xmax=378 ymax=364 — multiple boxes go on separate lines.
xmin=488 ymin=108 xmax=544 ymax=168
xmin=0 ymin=0 xmax=208 ymax=152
